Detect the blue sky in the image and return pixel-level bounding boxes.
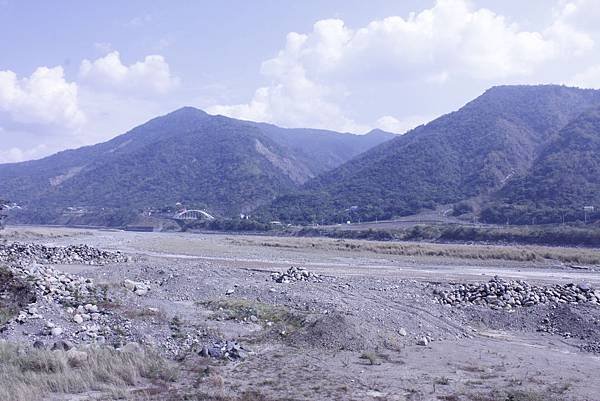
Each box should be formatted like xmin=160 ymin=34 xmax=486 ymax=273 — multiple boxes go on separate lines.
xmin=1 ymin=0 xmax=599 ymax=162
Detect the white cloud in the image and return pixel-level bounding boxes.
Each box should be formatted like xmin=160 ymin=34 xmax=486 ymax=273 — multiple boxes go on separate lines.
xmin=552 ymin=0 xmax=600 ymax=33
xmin=0 ymin=50 xmax=180 ymax=163
xmin=0 ymin=144 xmax=49 ymax=164
xmin=0 ymin=66 xmax=84 ymax=129
xmin=208 ymin=60 xmax=366 ymax=133
xmin=79 ymin=51 xmax=179 ymax=94
xmin=126 ymin=14 xmax=152 ymax=28
xmin=569 ymin=64 xmax=600 ymax=88
xmin=94 ymin=42 xmax=113 ymax=53
xmin=210 ymin=0 xmax=593 ymax=133
xmin=375 ymin=115 xmax=429 ymax=134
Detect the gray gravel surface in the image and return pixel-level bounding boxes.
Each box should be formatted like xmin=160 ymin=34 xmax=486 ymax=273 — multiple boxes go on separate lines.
xmin=1 ymin=227 xmax=600 ymax=400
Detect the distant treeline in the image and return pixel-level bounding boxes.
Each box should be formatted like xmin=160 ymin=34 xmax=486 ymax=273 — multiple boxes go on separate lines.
xmin=185 ymin=218 xmax=272 ymax=232
xmin=293 ymin=224 xmax=600 ymax=248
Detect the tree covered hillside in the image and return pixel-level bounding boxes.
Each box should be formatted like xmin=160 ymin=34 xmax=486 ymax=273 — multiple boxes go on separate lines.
xmin=262 ymin=85 xmax=600 ymax=224
xmin=484 ymin=105 xmax=600 ymax=224
xmin=0 ymin=107 xmax=393 ymax=223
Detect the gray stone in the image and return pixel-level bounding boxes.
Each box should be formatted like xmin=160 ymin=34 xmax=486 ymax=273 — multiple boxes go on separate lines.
xmin=208 ymin=347 xmax=222 ymax=358
xmin=417 ymin=337 xmax=429 ymax=346
xmin=50 ymin=327 xmax=64 ymax=336
xmin=51 ymin=340 xmax=74 ymax=351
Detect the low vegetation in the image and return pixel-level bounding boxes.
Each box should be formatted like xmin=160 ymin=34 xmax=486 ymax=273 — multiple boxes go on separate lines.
xmin=0 ymin=342 xmax=178 ymax=401
xmin=296 ymin=223 xmax=600 ymax=248
xmin=249 ymin=235 xmax=600 ymax=264
xmin=262 ymin=86 xmax=600 ymax=225
xmin=464 ymin=387 xmax=572 ymax=401
xmin=186 ymin=218 xmax=272 ymax=232
xmin=201 ymin=299 xmax=305 ymax=331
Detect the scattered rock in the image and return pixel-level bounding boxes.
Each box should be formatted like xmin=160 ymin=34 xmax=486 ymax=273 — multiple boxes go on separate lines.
xmin=271 ymin=266 xmax=321 ymax=284
xmin=199 ymin=339 xmax=250 ymax=360
xmin=436 ymin=276 xmax=600 ymax=309
xmin=123 ymin=279 xmax=150 ymax=296
xmin=0 ymin=243 xmax=127 ymax=266
xmin=50 ymin=327 xmax=64 ymax=336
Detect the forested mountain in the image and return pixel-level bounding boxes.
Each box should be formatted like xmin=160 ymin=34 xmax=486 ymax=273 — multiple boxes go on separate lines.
xmin=0 ymin=107 xmax=393 ymax=221
xmin=4 ymin=85 xmax=600 ymax=228
xmin=483 ymin=105 xmax=600 ymax=224
xmin=262 ymin=85 xmax=600 ymax=224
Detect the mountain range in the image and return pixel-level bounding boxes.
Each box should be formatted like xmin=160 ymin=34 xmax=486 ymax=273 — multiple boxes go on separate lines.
xmin=0 ymin=108 xmax=393 ymax=222
xmin=2 ymin=84 xmax=600 ymax=227
xmin=262 ymin=85 xmax=600 ymax=224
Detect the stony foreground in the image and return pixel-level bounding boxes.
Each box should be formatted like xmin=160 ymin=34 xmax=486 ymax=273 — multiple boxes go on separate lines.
xmin=1 ymin=229 xmax=600 ymax=401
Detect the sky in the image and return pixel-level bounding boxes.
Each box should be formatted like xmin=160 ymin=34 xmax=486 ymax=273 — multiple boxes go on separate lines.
xmin=1 ymin=0 xmax=600 ymax=163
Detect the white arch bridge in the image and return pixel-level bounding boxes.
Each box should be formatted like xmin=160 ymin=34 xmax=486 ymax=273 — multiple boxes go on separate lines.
xmin=173 ymin=209 xmax=215 ymax=221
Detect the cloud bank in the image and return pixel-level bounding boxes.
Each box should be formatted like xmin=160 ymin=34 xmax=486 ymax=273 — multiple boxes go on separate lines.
xmin=210 ymin=0 xmax=597 ymax=133
xmin=0 ymin=52 xmax=179 ymax=163
xmin=79 ymin=51 xmax=179 ymax=94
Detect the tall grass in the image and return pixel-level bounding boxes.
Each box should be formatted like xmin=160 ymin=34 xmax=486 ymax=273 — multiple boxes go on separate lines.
xmin=257 ymin=236 xmax=600 ymax=264
xmin=0 ymin=341 xmax=177 ymax=401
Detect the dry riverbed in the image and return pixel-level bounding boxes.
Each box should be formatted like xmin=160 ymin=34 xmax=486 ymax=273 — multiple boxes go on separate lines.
xmin=1 ymin=226 xmax=600 ymax=401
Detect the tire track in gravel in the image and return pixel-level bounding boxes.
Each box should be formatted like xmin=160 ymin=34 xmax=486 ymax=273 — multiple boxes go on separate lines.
xmin=329 ymin=285 xmax=472 ymax=337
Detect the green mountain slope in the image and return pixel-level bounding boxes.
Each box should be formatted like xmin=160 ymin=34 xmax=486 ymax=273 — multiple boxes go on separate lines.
xmin=483 ymin=105 xmax=600 ymax=224
xmin=263 ymin=85 xmax=600 ymax=224
xmin=0 ymin=108 xmax=393 ymax=220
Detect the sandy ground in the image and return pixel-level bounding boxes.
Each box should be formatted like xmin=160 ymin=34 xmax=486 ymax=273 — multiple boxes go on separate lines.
xmin=3 ymin=226 xmax=600 ymax=401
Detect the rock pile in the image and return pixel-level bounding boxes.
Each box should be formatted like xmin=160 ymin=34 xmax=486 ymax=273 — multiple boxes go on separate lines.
xmin=123 ymin=279 xmax=151 ymax=296
xmin=13 ymin=263 xmax=97 ymax=307
xmin=0 ymin=243 xmax=127 ymax=265
xmin=199 ymin=340 xmax=249 ymax=360
xmin=436 ymin=276 xmax=600 ymax=309
xmin=1 ymin=244 xmax=129 ymax=346
xmin=271 ymin=266 xmax=320 ymax=283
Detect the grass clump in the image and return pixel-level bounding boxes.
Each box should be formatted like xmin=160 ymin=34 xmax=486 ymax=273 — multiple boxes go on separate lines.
xmin=201 ymin=299 xmax=305 ymax=331
xmin=359 ymin=351 xmax=381 ymax=365
xmin=0 ymin=341 xmax=178 ymax=401
xmin=466 ymin=386 xmax=574 ymax=401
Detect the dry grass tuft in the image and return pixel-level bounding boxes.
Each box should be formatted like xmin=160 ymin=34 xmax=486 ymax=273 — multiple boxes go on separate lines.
xmin=0 ymin=341 xmax=178 ymax=401
xmin=249 ymin=236 xmax=600 ymax=264
xmin=201 ymin=299 xmax=305 ymax=331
